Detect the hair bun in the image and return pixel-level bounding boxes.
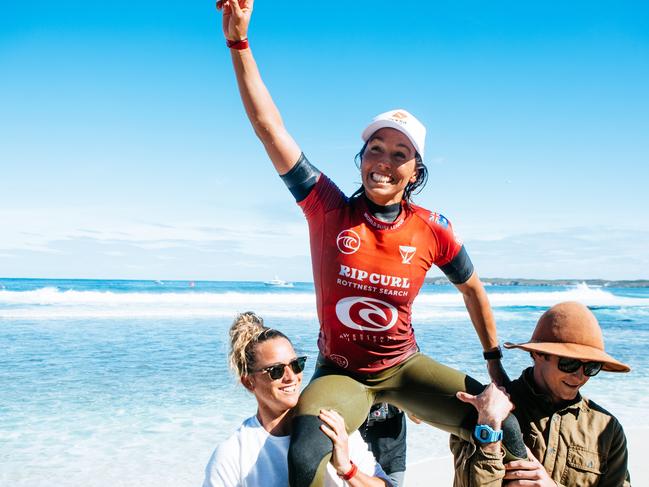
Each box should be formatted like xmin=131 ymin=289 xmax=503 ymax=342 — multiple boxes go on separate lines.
xmin=228 ymin=312 xmax=291 ymax=379
xmin=229 ymin=311 xmax=266 ymax=376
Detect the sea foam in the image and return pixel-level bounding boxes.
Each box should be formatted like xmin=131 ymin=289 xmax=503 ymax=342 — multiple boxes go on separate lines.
xmin=0 ymin=283 xmax=646 ymax=320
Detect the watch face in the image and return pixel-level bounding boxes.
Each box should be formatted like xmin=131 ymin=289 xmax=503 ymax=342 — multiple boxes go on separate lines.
xmin=475 ymin=425 xmax=502 ymax=443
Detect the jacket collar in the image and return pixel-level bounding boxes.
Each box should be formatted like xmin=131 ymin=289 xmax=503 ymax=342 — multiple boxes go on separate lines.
xmin=517 ymin=367 xmax=585 ymax=417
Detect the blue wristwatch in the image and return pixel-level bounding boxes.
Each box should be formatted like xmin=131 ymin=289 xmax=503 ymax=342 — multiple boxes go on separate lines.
xmin=474 ymin=424 xmax=503 ymax=444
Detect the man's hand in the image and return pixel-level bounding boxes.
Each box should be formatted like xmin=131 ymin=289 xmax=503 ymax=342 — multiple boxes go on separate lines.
xmin=457 ymin=383 xmax=512 ymax=454
xmin=504 ymin=447 xmax=557 ymax=486
xmin=319 ymin=409 xmax=352 ymax=475
xmin=457 ymin=382 xmax=513 ymax=428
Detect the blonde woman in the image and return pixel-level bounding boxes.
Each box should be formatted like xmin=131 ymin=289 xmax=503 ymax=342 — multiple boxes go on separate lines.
xmin=203 ymin=312 xmax=391 ymax=487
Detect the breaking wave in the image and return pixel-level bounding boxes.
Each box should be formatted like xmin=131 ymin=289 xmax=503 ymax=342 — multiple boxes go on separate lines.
xmin=0 ymin=283 xmax=646 ymax=320
xmin=416 ymin=283 xmax=648 ymax=308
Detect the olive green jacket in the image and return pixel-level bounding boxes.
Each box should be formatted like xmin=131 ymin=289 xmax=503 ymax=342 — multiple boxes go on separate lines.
xmin=450 ymin=368 xmax=631 ymax=487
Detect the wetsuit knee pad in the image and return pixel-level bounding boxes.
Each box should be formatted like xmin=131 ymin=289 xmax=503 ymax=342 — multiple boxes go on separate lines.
xmin=501 ymin=414 xmax=527 ymax=461
xmin=288 ymin=415 xmax=332 ymax=487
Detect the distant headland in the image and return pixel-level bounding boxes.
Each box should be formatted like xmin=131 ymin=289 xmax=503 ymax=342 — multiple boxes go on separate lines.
xmin=424 ymin=277 xmax=649 ymax=288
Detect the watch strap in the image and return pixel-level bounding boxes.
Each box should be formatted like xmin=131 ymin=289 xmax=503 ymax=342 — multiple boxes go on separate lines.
xmin=474 ymin=424 xmax=503 ymax=444
xmin=483 ymin=346 xmax=503 ymax=360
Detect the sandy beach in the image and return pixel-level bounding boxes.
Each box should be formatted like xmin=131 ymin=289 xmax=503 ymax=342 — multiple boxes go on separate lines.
xmin=405 ymin=427 xmax=647 ymax=486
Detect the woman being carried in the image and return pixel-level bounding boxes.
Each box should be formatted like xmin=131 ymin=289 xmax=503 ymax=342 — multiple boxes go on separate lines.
xmin=217 ymin=1 xmax=526 ymax=486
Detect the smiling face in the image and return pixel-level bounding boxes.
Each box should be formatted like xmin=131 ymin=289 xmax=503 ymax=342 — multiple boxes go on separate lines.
xmin=244 ymin=337 xmax=303 ymax=419
xmin=532 ymin=353 xmax=590 ymax=404
xmin=361 ymin=128 xmax=418 ymax=206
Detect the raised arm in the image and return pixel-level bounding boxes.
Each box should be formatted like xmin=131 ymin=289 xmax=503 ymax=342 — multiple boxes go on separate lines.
xmin=455 ymin=272 xmax=510 ymax=385
xmin=218 ymin=0 xmax=302 ymax=175
xmin=450 ymin=384 xmax=514 ymax=487
xmin=319 ymin=409 xmax=391 ymax=487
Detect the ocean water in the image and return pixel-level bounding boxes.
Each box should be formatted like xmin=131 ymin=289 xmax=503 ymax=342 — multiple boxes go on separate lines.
xmin=1 ymin=278 xmax=648 ymax=486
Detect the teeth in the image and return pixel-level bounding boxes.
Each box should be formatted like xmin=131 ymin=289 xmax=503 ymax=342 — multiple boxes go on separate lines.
xmin=371 ymin=173 xmax=392 ymax=183
xmin=280 ymin=385 xmax=297 ymax=393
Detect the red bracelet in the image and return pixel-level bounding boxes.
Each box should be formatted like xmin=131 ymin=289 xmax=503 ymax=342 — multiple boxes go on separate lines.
xmin=338 ymin=461 xmax=358 ymax=481
xmin=226 ymin=38 xmax=249 ymax=50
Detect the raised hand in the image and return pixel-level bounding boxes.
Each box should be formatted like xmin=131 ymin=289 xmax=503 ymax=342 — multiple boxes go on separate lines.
xmin=216 ymin=0 xmax=254 ymax=42
xmin=318 ymin=409 xmax=352 ymax=475
xmin=504 ymin=447 xmax=557 ymax=486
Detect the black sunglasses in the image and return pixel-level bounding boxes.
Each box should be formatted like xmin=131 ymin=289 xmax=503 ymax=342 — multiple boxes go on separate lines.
xmin=253 ymin=356 xmax=307 ymax=380
xmin=557 ymin=357 xmax=603 ymax=377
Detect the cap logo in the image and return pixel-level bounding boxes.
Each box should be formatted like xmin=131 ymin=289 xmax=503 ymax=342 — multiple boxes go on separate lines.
xmin=391 ymin=111 xmax=408 ymax=120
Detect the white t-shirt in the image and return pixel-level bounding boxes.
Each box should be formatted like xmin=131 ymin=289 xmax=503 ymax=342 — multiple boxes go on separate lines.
xmin=203 ymin=415 xmax=389 ymax=487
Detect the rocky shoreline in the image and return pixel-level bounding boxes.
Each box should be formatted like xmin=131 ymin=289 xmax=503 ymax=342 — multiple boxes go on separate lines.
xmin=424 ymin=277 xmax=649 ymax=288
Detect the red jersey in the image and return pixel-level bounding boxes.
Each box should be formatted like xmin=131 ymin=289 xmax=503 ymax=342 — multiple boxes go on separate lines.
xmin=298 ymin=175 xmax=467 ymax=373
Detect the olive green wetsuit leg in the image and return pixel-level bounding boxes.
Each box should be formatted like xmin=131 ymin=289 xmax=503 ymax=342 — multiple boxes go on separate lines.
xmin=376 ymin=353 xmax=482 ymax=441
xmin=377 ymin=353 xmax=525 ymax=461
xmin=288 ymin=373 xmax=374 ymax=487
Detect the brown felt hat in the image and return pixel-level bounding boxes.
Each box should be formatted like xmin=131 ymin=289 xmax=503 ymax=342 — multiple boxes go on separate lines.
xmin=504 ymin=301 xmax=630 ymax=373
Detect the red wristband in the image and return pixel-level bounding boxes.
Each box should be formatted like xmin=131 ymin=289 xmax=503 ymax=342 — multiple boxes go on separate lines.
xmin=338 ymin=461 xmax=358 ymax=481
xmin=226 ymin=38 xmax=249 ymax=50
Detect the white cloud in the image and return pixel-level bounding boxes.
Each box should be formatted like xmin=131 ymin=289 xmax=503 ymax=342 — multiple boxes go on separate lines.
xmin=103 ymin=251 xmax=125 ymax=257
xmin=0 ymin=206 xmax=307 ymax=254
xmin=2 ymin=206 xmax=646 ymax=281
xmin=0 ymin=206 xmax=311 ymax=280
xmin=464 ymin=226 xmax=649 ymax=280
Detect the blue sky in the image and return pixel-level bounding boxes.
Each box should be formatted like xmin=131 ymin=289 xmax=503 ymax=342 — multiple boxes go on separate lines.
xmin=1 ymin=1 xmax=648 ymax=281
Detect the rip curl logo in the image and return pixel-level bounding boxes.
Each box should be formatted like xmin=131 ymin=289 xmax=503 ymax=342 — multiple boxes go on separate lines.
xmin=335 ymin=296 xmax=399 ymax=332
xmin=329 ymin=354 xmax=349 ymax=369
xmin=399 ymin=245 xmax=416 ymax=265
xmin=336 ymin=229 xmax=361 ymax=255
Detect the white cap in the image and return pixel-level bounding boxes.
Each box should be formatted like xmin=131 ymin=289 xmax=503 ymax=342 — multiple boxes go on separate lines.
xmin=361 ymin=109 xmax=426 ymax=159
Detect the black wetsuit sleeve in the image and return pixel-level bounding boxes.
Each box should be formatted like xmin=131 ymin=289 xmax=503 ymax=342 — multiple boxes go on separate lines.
xmin=439 ymin=246 xmax=474 ymax=284
xmin=279 ymin=153 xmax=322 ymax=202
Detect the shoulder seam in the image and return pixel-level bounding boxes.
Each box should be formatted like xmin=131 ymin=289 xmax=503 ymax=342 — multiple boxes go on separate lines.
xmin=583 ymin=397 xmax=617 ymax=420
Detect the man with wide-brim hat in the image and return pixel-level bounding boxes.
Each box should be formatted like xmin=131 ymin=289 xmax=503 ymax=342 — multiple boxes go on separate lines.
xmin=450 ymin=301 xmax=632 ymax=487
